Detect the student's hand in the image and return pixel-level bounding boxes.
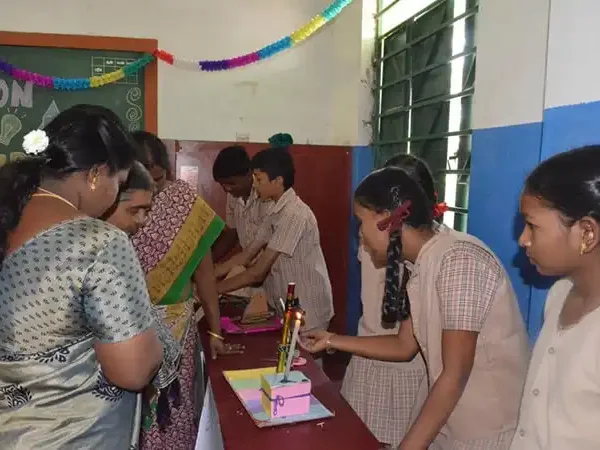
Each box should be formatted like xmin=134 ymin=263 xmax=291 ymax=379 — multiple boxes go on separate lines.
xmin=397 ymin=444 xmax=426 ymax=450
xmin=210 ymin=336 xmax=245 ymax=360
xmin=299 ymin=330 xmax=334 ymax=354
xmin=214 ymin=263 xmax=229 ymax=279
xmin=398 ymin=436 xmax=428 ymax=450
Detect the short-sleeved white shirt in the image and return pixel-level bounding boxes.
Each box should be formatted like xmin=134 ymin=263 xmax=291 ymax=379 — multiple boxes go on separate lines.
xmin=254 ymin=188 xmax=333 ymax=331
xmin=511 ymin=278 xmax=600 ymax=450
xmin=225 ymin=189 xmax=269 ymax=249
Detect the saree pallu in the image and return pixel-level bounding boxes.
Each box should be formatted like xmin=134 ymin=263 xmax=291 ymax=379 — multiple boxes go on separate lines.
xmin=132 ymin=180 xmax=224 ymax=450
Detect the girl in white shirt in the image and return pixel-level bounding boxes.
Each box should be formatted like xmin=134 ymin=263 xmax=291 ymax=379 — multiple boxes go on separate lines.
xmin=512 ymin=146 xmax=600 ymax=449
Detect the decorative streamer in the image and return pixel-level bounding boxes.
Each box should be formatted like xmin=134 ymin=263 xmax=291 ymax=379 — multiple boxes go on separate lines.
xmin=0 ymin=54 xmax=154 ymax=91
xmin=157 ymin=0 xmax=353 ymax=72
xmin=0 ymin=0 xmax=353 ymax=90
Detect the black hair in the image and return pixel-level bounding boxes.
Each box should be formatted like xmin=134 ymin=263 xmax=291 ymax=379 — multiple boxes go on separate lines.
xmin=120 ymin=161 xmax=154 ymax=198
xmin=268 ymin=133 xmax=294 ymax=149
xmin=251 ymin=148 xmax=295 ymax=190
xmin=212 ymin=145 xmax=250 ymax=181
xmin=525 ymin=146 xmax=600 ymax=225
xmin=0 ymin=104 xmax=138 ymax=266
xmin=384 ymin=154 xmax=436 ymax=203
xmin=354 ymin=167 xmax=434 ymax=324
xmin=131 ymin=130 xmax=172 ymax=178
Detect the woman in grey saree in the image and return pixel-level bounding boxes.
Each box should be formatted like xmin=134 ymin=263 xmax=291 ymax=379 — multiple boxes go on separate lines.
xmin=0 ymin=105 xmax=164 ymax=449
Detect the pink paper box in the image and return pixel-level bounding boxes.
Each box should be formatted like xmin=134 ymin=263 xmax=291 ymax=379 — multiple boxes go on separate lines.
xmin=260 ymin=371 xmax=312 ymax=418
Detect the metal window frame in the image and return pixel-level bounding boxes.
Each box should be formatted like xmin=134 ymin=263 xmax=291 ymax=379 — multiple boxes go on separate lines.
xmin=373 ymin=0 xmax=478 ymax=221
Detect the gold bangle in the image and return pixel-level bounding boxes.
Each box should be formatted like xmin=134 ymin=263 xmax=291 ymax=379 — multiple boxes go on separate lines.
xmin=208 ymin=331 xmax=224 ymax=341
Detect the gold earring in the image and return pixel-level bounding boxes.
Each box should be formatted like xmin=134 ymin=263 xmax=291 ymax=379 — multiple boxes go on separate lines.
xmin=580 ymin=241 xmax=587 ymax=256
xmin=90 ymin=174 xmax=98 ymax=192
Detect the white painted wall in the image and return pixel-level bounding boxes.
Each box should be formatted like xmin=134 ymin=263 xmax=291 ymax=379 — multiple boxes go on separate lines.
xmin=472 ymin=0 xmax=550 ymax=129
xmin=544 ymin=0 xmax=600 ymax=109
xmin=0 ymin=0 xmax=366 ymax=145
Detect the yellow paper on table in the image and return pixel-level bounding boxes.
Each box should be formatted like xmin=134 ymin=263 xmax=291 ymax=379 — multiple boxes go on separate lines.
xmin=224 ymin=367 xmax=276 ymax=381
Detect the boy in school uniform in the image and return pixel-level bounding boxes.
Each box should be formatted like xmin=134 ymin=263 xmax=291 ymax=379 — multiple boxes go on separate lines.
xmin=215 ymin=148 xmax=334 ymax=332
xmin=211 ymin=145 xmax=270 ymax=262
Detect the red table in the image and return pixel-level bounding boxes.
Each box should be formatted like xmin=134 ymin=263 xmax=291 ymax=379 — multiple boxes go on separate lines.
xmin=198 ymin=322 xmax=380 ymax=450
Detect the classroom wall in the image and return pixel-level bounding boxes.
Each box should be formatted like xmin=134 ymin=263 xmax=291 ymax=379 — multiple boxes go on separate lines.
xmin=0 ymin=0 xmax=367 ymax=145
xmin=469 ymin=0 xmax=600 ymax=340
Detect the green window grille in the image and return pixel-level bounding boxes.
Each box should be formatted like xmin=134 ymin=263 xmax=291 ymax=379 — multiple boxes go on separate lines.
xmin=373 ymin=0 xmax=477 ymax=231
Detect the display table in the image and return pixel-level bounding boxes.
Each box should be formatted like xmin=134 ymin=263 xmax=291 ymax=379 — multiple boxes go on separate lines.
xmin=196 ymin=321 xmax=380 ymax=450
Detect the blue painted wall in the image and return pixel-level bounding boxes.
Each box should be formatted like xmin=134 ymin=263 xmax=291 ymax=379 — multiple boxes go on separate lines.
xmin=346 ymin=146 xmax=374 ymax=335
xmin=468 ymin=122 xmax=543 ymax=339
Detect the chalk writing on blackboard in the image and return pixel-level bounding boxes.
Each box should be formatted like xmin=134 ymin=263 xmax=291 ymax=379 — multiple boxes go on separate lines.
xmin=0 ymin=80 xmax=33 ymax=109
xmin=91 ymin=56 xmax=139 ymax=85
xmin=125 ymin=87 xmax=142 ymax=131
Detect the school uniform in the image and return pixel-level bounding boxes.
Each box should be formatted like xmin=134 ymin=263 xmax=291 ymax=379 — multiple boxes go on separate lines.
xmin=225 ymin=189 xmax=269 ymax=249
xmin=406 ymin=225 xmax=530 ymax=449
xmin=511 ymin=279 xmax=600 ymax=450
xmin=255 ymin=188 xmax=333 ymax=331
xmin=341 ymin=245 xmax=426 ymax=447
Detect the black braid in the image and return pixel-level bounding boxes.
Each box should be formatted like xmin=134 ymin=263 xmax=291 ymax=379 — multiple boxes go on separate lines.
xmin=382 ymin=229 xmax=411 ymax=324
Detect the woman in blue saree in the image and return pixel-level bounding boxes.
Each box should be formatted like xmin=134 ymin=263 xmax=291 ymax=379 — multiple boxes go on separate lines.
xmin=0 ymin=105 xmax=164 ymax=449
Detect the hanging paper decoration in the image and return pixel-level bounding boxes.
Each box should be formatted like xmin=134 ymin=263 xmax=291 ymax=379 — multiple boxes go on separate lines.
xmin=0 ymin=54 xmax=155 ymax=91
xmin=156 ymin=0 xmax=353 ymax=71
xmin=0 ymin=0 xmax=353 ymax=90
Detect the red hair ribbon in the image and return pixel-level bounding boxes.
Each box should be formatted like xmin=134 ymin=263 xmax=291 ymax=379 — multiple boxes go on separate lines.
xmin=433 ymin=202 xmax=449 ymax=218
xmin=432 ymin=192 xmax=449 ymax=218
xmin=378 ymin=200 xmax=412 ymax=232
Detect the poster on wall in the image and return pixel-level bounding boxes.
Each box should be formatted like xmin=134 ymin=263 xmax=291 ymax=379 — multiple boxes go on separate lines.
xmin=180 ymin=165 xmax=199 ymax=192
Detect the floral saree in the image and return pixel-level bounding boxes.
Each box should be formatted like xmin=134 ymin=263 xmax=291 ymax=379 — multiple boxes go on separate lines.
xmin=131 ymin=180 xmax=224 ymax=449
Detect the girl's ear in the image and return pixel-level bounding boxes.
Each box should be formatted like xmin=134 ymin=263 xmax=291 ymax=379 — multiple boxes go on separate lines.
xmin=577 ymin=216 xmax=600 ymax=254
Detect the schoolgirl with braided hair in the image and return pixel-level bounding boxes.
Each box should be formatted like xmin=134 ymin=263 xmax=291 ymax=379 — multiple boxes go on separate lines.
xmin=340 ymin=154 xmax=448 ymax=447
xmin=302 ymin=167 xmax=529 ymax=449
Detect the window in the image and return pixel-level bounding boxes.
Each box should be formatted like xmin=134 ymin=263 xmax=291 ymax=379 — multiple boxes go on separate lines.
xmin=373 ymin=0 xmax=477 ymax=231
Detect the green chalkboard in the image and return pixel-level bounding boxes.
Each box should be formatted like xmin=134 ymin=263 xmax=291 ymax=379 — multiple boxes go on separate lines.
xmin=0 ymin=45 xmax=145 ymax=166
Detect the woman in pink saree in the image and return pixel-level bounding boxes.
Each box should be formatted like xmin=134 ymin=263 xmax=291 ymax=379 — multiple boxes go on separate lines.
xmin=109 ymin=133 xmax=242 ymax=449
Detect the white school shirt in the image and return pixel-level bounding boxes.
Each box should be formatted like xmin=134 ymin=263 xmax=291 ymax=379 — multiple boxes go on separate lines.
xmin=511 ymin=278 xmax=600 ymax=450
xmin=254 ymin=188 xmax=333 ymax=331
xmin=225 ymin=189 xmax=269 ymax=249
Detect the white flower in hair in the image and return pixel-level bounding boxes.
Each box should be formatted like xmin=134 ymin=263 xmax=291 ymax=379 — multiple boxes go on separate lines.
xmin=22 ymin=129 xmax=49 ymax=155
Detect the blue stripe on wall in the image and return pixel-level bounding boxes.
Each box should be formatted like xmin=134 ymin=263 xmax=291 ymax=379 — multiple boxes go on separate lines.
xmin=468 ymin=122 xmax=543 ymax=339
xmin=528 ymin=99 xmax=600 ymax=338
xmin=346 ymin=146 xmax=374 ymax=335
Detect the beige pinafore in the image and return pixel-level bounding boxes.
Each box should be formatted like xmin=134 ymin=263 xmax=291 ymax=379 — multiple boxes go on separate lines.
xmin=406 ymin=229 xmax=530 ymax=449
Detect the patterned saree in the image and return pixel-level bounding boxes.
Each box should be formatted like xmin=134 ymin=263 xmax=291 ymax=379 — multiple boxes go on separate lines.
xmin=131 ymin=180 xmax=224 ymax=449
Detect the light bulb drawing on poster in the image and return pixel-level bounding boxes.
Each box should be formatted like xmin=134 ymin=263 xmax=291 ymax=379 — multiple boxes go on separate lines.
xmin=0 ymin=108 xmax=27 ymax=146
